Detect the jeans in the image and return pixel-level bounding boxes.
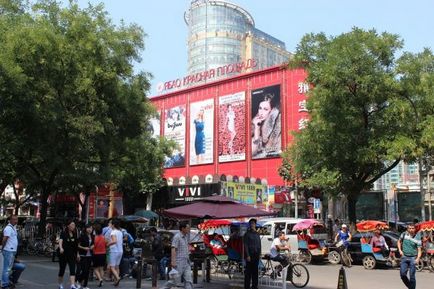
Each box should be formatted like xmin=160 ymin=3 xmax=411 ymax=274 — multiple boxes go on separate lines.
xmin=400 ymin=256 xmax=416 ymax=289
xmin=159 ymin=257 xmax=170 ymax=279
xmin=2 ymin=250 xmax=16 ymax=287
xmin=271 ymin=254 xmax=289 ymax=268
xmin=11 ymin=262 xmax=26 ymax=284
xmin=161 ymin=258 xmax=192 ymax=289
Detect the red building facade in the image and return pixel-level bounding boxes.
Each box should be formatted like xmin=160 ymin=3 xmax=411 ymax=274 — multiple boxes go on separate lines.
xmin=151 ymin=65 xmax=308 ymax=208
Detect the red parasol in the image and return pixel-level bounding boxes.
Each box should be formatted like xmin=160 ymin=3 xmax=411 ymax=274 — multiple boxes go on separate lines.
xmin=198 ymin=219 xmax=232 ymax=230
xmin=163 ymin=195 xmax=275 ymax=219
xmin=416 ymin=220 xmax=434 ymax=232
xmin=292 ymin=219 xmax=323 ymax=231
xmin=356 ymin=220 xmax=389 ymax=232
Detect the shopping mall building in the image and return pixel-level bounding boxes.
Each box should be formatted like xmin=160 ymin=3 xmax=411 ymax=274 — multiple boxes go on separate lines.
xmin=150 ymin=63 xmax=313 ymax=217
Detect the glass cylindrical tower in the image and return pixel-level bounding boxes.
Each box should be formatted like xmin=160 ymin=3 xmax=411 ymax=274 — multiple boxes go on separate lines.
xmin=185 ymin=0 xmax=255 ymax=77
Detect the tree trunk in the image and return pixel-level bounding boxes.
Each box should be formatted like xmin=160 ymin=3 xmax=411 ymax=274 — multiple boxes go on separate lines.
xmin=12 ymin=180 xmax=20 ymax=215
xmin=146 ymin=192 xmax=152 ymax=211
xmin=38 ymin=191 xmax=50 ymax=237
xmin=81 ymin=193 xmax=89 ymax=223
xmin=0 ymin=182 xmax=7 ymax=196
xmin=347 ymin=193 xmax=359 ymax=225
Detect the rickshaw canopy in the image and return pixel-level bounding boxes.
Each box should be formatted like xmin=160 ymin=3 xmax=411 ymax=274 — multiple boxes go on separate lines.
xmin=198 ymin=219 xmax=232 ymax=230
xmin=416 ymin=220 xmax=434 ymax=232
xmin=356 ymin=220 xmax=389 ymax=232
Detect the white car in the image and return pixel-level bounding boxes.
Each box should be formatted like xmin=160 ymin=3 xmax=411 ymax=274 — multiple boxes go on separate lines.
xmin=257 ymin=217 xmax=327 ymax=256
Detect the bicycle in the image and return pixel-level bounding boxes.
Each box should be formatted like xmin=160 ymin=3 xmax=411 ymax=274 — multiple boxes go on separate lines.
xmin=415 ymin=248 xmax=434 ymax=272
xmin=260 ymin=254 xmax=309 ymax=288
xmin=335 ymin=240 xmax=352 ymax=267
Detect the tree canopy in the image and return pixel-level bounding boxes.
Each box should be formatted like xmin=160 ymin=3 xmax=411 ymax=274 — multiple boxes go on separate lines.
xmin=0 ymin=0 xmax=171 ymax=231
xmin=281 ymin=28 xmax=414 ymax=222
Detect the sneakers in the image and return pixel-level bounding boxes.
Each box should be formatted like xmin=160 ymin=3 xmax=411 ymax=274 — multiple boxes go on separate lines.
xmin=58 ymin=285 xmax=64 ymax=289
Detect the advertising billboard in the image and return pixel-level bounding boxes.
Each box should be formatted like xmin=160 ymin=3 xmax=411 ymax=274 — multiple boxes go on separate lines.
xmin=164 ymin=106 xmax=186 ymax=168
xmin=218 ymin=91 xmax=246 ymax=162
xmin=251 ymin=85 xmax=281 ymax=159
xmin=189 ymin=99 xmax=214 ymax=165
xmin=222 ymin=181 xmax=267 ymax=205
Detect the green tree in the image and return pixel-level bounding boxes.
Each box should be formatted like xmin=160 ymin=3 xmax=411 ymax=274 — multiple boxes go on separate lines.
xmin=0 ymin=0 xmax=171 ymax=233
xmin=282 ymin=28 xmax=408 ymax=223
xmin=394 ymin=49 xmax=434 ymax=220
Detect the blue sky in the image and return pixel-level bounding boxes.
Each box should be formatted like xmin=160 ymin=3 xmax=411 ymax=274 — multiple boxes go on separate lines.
xmin=76 ymin=0 xmax=434 ymax=95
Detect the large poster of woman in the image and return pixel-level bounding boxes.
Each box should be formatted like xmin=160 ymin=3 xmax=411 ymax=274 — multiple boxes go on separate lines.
xmin=218 ymin=92 xmax=245 ymax=162
xmin=251 ymin=85 xmax=281 ymax=159
xmin=164 ymin=106 xmax=186 ymax=168
xmin=189 ymin=99 xmax=214 ymax=165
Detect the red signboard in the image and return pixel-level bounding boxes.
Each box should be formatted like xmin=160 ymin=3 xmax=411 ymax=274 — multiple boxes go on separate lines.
xmin=151 ymin=65 xmax=308 ymax=187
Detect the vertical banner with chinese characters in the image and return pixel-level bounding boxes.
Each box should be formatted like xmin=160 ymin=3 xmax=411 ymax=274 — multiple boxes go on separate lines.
xmin=218 ymin=92 xmax=246 ymax=162
xmin=297 ymin=81 xmax=309 ymax=130
xmin=189 ymin=99 xmax=214 ymax=165
xmin=251 ymin=85 xmax=281 ymax=159
xmin=164 ymin=106 xmax=186 ymax=168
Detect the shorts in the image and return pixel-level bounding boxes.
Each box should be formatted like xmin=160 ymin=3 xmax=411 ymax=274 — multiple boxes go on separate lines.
xmin=109 ymin=252 xmax=122 ymax=267
xmin=93 ymin=254 xmax=106 ymax=267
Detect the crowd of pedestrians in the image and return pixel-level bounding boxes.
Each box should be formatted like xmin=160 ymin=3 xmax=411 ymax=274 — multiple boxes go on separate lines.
xmin=56 ymin=218 xmax=136 ymax=289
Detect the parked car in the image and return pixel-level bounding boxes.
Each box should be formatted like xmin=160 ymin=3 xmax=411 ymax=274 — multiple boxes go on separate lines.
xmin=328 ymin=231 xmax=401 ymax=266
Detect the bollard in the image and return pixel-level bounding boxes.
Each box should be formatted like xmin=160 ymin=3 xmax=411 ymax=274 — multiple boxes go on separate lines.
xmin=205 ymin=258 xmax=211 ymax=282
xmin=337 ymin=266 xmax=348 ymax=289
xmin=282 ymin=266 xmax=288 ymax=289
xmin=136 ymin=257 xmax=143 ymax=289
xmin=152 ymin=260 xmax=158 ymax=288
xmin=193 ymin=261 xmax=198 ymax=284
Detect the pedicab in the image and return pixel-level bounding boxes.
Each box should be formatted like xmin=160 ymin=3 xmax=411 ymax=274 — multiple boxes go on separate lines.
xmin=415 ymin=220 xmax=434 ymax=272
xmin=292 ymin=219 xmax=328 ymax=264
xmin=356 ymin=220 xmax=392 ymax=270
xmin=199 ymin=219 xmax=257 ymax=278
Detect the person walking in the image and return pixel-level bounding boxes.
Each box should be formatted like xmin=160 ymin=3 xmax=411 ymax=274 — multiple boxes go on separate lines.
xmin=57 ymin=220 xmax=79 ymax=289
xmin=107 ymin=219 xmax=123 ymax=286
xmin=149 ymin=227 xmax=165 ymax=280
xmin=2 ymin=215 xmax=18 ymax=289
xmin=92 ymin=224 xmax=106 ymax=287
xmin=398 ymin=223 xmax=422 ymax=289
xmin=161 ymin=222 xmax=192 ymax=289
xmin=77 ymin=224 xmax=94 ymax=289
xmin=243 ymin=218 xmax=261 ymax=289
xmin=102 ymin=219 xmax=112 ymax=282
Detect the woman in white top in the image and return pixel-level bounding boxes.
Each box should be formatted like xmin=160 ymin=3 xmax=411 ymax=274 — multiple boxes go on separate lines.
xmin=226 ymin=104 xmax=236 ymax=154
xmin=107 ymin=219 xmax=123 ymax=286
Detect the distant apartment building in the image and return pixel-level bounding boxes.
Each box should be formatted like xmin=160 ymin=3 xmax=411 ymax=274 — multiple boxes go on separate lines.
xmin=185 ymin=0 xmax=291 ymax=78
xmin=373 ymin=161 xmax=419 ymax=192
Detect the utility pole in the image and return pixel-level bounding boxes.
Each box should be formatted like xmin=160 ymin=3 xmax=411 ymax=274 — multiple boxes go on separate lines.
xmin=428 ymin=170 xmax=434 ymax=221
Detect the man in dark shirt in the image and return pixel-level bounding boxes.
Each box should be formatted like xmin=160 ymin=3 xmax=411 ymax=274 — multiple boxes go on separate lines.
xmin=150 ymin=228 xmax=165 ymax=280
xmin=243 ymin=218 xmax=261 ymax=289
